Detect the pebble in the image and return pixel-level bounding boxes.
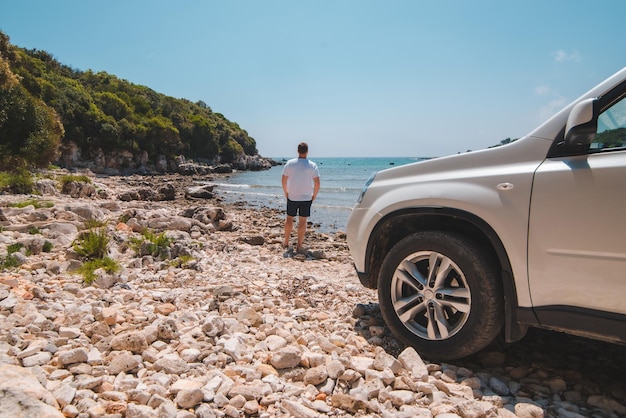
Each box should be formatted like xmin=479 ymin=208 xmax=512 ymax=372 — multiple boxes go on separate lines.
xmin=1 ymin=173 xmax=625 ymax=417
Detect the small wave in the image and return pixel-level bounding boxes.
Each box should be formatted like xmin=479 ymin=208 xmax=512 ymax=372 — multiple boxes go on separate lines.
xmin=212 ymin=182 xmax=252 ymax=189
xmin=220 ymin=190 xmax=282 ymax=198
xmin=320 ymin=186 xmax=360 ymax=193
xmin=313 ymin=203 xmax=353 ymax=211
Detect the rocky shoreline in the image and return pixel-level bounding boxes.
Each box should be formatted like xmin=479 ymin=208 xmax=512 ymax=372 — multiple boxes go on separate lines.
xmin=1 ymin=172 xmax=625 ymax=417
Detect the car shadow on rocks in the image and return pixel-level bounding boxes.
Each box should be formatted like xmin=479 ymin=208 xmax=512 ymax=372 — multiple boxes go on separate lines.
xmin=352 ymin=301 xmax=626 ymax=416
xmin=462 ymin=329 xmax=626 ymax=416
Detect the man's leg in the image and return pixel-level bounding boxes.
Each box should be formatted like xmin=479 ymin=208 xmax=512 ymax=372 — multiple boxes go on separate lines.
xmin=283 ymin=215 xmax=294 ymax=248
xmin=296 ymin=216 xmax=307 ymax=251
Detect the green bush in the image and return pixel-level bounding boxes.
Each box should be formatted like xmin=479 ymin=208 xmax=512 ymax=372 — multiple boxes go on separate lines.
xmin=170 ymin=254 xmax=195 ymax=268
xmin=1 ymin=242 xmax=25 ymax=269
xmin=0 ymin=169 xmax=34 ymax=194
xmin=73 ymin=228 xmax=109 ymax=259
xmin=77 ymin=257 xmax=120 ymax=284
xmin=0 ymin=172 xmax=9 ymax=190
xmin=129 ymin=229 xmax=172 ymax=258
xmin=7 ymin=242 xmax=24 ymax=254
xmin=0 ymin=255 xmax=20 ymax=269
xmin=70 ymin=227 xmax=121 ymax=284
xmin=43 ymin=241 xmax=53 ymax=252
xmin=149 ymin=230 xmax=172 ymax=251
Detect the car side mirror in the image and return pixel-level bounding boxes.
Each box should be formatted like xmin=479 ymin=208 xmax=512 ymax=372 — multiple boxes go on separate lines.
xmin=564 ymin=98 xmax=598 ymax=147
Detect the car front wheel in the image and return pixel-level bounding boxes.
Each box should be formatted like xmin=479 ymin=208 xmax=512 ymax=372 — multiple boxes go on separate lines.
xmin=378 ymin=231 xmax=503 ymax=360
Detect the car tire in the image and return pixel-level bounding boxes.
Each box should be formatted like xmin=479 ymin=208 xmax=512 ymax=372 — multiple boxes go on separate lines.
xmin=378 ymin=231 xmax=503 ymax=360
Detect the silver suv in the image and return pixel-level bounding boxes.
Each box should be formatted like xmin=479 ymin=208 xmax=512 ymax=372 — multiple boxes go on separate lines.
xmin=347 ymin=67 xmax=626 ymax=360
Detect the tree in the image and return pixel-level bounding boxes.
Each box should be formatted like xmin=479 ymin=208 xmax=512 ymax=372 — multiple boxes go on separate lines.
xmin=146 ymin=116 xmax=183 ymax=156
xmin=218 ymin=132 xmax=244 ymax=163
xmin=95 ymin=91 xmax=131 ymax=120
xmin=182 ymin=114 xmax=219 ymax=160
xmin=0 ymin=54 xmax=19 ymax=88
xmin=0 ymin=59 xmax=63 ymax=170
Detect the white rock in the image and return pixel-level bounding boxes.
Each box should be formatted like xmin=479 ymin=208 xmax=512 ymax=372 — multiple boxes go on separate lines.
xmin=280 ymin=399 xmax=322 ymax=418
xmin=58 ymin=327 xmax=82 ymax=339
xmin=397 ymin=347 xmax=428 ymax=381
xmin=21 ymin=351 xmax=52 ymax=367
xmin=0 ymin=364 xmax=60 ymax=412
xmin=175 ymin=388 xmax=204 ymax=409
xmin=270 ymin=346 xmax=302 ymax=369
xmin=350 ymin=356 xmax=374 ymax=374
xmin=57 ymin=348 xmax=88 ymax=366
xmin=264 ymin=334 xmax=288 ymax=351
xmin=16 ymin=339 xmax=48 ymax=359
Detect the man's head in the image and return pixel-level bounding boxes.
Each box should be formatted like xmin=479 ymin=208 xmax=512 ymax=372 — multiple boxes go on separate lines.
xmin=297 ymin=142 xmax=308 ymax=156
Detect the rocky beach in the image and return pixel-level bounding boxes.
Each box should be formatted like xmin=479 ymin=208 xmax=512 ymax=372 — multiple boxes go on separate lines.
xmin=1 ymin=171 xmax=625 ymax=418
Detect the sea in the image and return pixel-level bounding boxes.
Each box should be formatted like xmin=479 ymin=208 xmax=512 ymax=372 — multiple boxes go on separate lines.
xmin=208 ymin=157 xmax=428 ymax=233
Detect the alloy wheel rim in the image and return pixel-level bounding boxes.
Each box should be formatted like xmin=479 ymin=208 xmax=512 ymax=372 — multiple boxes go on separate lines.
xmin=390 ymin=250 xmax=471 ymax=340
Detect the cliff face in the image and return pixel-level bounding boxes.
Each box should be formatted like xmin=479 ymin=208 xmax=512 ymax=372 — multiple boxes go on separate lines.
xmin=58 ymin=141 xmax=277 ymax=176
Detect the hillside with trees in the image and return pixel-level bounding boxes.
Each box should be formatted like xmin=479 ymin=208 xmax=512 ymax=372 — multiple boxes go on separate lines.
xmin=0 ymin=31 xmax=269 ymax=175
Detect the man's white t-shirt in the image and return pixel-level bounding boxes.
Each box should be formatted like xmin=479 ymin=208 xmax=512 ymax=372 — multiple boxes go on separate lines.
xmin=282 ymin=158 xmax=320 ymax=201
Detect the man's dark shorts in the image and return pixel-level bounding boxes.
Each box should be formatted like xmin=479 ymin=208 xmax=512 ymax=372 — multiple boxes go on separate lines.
xmin=286 ymin=199 xmax=312 ymax=217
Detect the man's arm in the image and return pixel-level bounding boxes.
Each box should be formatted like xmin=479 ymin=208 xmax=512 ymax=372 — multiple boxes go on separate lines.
xmin=282 ymin=175 xmax=289 ymax=199
xmin=312 ymin=176 xmax=320 ymax=201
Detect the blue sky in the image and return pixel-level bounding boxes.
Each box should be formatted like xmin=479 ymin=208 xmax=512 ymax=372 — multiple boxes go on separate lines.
xmin=1 ymin=1 xmax=625 ymax=158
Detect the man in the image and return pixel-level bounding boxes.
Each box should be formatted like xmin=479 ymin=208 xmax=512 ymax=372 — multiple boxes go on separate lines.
xmin=282 ymin=142 xmax=320 ymax=253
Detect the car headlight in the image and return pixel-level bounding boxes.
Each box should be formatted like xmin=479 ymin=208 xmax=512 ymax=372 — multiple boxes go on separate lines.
xmin=357 ymin=172 xmax=377 ymax=204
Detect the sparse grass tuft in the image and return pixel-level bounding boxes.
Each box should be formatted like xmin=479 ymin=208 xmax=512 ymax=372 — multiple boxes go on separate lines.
xmin=61 ymin=174 xmax=92 ymax=185
xmin=170 ymin=254 xmax=195 ymax=268
xmin=83 ymin=219 xmax=107 ymax=229
xmin=7 ymin=242 xmax=25 ymax=254
xmin=43 ymin=241 xmax=53 ymax=252
xmin=8 ymin=199 xmax=54 ymax=209
xmin=77 ymin=257 xmax=120 ymax=284
xmin=0 ymin=169 xmax=34 ymax=194
xmin=129 ymin=229 xmax=173 ymax=259
xmin=1 ymin=242 xmax=26 ymax=269
xmin=71 ymin=227 xmax=120 ymax=284
xmin=73 ymin=228 xmax=109 ymax=260
xmin=0 ymin=255 xmax=20 ymax=269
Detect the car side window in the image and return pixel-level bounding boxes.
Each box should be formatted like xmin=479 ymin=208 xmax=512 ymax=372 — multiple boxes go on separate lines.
xmin=594 ymin=96 xmax=626 ymax=150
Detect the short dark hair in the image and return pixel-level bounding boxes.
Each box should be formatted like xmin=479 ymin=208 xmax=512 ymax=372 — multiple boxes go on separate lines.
xmin=297 ymin=142 xmax=308 ymax=154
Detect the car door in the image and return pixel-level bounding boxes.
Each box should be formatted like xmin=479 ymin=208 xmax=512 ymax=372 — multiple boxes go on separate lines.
xmin=527 ymin=93 xmax=626 ymax=339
